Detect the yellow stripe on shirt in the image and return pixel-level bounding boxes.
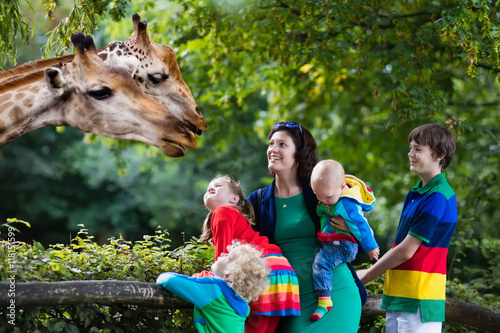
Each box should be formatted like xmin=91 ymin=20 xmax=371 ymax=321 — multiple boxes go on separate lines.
xmin=384 ymin=269 xmax=446 ymax=300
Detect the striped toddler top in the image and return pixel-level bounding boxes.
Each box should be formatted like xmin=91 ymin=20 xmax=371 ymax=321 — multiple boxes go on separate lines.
xmin=381 ymin=173 xmax=457 ymax=322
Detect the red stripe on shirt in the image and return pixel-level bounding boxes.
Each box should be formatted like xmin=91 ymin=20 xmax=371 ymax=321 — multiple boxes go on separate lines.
xmin=392 ymin=243 xmax=448 ymax=274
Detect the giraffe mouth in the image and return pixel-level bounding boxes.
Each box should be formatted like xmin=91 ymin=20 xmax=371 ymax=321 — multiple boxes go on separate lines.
xmin=157 ymin=120 xmax=199 ymax=157
xmin=185 ymin=120 xmax=204 ymax=136
xmin=160 ymin=139 xmax=190 ymax=157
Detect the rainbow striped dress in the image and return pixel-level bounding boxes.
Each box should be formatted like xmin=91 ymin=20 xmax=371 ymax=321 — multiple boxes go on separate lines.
xmin=381 ymin=173 xmax=457 ymax=322
xmin=211 ymin=206 xmax=301 ymax=317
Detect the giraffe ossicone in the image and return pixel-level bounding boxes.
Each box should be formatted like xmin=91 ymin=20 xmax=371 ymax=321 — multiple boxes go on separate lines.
xmin=0 ymin=31 xmax=198 ymax=157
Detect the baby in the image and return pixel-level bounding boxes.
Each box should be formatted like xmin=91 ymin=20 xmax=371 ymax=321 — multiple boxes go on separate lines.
xmin=309 ymin=159 xmax=379 ymax=321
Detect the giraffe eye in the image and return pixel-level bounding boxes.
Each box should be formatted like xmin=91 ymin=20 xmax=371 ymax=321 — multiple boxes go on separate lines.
xmin=148 ymin=73 xmax=169 ymax=84
xmin=88 ymin=87 xmax=112 ymax=100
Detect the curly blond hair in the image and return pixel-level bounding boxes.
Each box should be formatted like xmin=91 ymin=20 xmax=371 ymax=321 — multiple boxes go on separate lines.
xmin=212 ymin=241 xmax=270 ymax=301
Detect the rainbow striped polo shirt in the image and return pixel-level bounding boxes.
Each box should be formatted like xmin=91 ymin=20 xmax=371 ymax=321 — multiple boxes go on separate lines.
xmin=381 ymin=173 xmax=457 ymax=322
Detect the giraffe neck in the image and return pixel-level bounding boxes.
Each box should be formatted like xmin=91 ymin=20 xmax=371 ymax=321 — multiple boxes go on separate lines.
xmin=0 ymin=75 xmax=71 ymax=147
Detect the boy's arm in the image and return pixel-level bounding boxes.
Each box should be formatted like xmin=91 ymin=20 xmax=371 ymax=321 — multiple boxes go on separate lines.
xmin=357 ymin=234 xmax=422 ymax=284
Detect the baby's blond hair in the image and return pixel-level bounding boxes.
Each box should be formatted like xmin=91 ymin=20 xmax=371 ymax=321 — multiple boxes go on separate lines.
xmin=216 ymin=241 xmax=270 ymax=301
xmin=311 ymin=159 xmax=345 ymax=187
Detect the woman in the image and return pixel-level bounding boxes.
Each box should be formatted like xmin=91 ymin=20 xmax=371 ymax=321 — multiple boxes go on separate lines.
xmin=247 ymin=121 xmax=365 ymax=332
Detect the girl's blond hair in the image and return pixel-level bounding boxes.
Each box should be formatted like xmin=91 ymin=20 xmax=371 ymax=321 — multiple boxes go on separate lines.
xmin=216 ymin=241 xmax=270 ymax=301
xmin=199 ymin=175 xmax=255 ymax=244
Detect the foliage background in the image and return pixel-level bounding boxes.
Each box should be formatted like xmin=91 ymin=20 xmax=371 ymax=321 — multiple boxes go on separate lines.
xmin=0 ymin=0 xmax=499 ymax=331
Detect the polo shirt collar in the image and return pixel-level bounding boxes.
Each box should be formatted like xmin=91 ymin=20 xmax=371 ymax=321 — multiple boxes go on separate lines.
xmin=411 ymin=173 xmax=446 ymax=194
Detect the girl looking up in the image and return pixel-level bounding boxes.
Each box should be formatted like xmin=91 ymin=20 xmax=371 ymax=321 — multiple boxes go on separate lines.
xmin=200 ymin=175 xmax=301 ymax=333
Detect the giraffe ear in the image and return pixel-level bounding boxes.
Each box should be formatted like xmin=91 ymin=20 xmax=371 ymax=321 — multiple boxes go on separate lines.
xmin=44 ymin=67 xmax=67 ymax=97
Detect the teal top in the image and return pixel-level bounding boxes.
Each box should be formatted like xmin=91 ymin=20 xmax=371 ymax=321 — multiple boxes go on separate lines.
xmin=157 ymin=272 xmax=249 ymax=332
xmin=274 ymin=193 xmax=362 ymax=332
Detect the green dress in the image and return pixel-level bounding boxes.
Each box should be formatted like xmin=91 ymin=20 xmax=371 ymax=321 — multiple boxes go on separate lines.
xmin=274 ymin=193 xmax=361 ymax=333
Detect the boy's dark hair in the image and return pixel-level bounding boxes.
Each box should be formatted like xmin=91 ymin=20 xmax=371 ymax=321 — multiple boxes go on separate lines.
xmin=408 ymin=123 xmax=456 ymax=170
xmin=268 ymin=123 xmax=318 ymax=187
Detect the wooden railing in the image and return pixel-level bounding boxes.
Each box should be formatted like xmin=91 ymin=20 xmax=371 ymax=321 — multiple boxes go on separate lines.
xmin=1 ymin=281 xmax=499 ymax=331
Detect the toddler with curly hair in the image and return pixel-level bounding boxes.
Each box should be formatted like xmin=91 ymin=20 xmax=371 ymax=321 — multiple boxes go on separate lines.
xmin=157 ymin=241 xmax=270 ymax=332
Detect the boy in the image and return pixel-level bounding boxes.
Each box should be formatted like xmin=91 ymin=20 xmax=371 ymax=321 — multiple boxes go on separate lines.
xmin=357 ymin=123 xmax=457 ymax=332
xmin=309 ymin=159 xmax=379 ymax=321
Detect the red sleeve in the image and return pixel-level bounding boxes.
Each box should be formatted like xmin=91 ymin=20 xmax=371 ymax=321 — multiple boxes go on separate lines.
xmin=211 ymin=206 xmax=237 ymax=259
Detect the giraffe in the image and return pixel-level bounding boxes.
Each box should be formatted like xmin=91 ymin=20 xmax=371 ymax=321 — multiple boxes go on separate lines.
xmin=0 ymin=32 xmax=198 ymax=157
xmin=0 ymin=13 xmax=207 ymax=137
xmin=101 ymin=14 xmax=207 ymax=135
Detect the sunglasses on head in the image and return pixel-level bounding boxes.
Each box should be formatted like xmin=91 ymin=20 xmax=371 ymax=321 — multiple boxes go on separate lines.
xmin=273 ymin=121 xmax=303 ymax=137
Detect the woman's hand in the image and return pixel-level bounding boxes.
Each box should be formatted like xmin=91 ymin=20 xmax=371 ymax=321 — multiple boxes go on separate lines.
xmin=330 ymin=216 xmax=351 ymax=233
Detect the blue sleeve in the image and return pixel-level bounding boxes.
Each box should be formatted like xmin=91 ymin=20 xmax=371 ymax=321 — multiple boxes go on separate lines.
xmin=156 ymin=272 xmax=223 ymax=309
xmin=337 ymin=199 xmax=379 ymax=252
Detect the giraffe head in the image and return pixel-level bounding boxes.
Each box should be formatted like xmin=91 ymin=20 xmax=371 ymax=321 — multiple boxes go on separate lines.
xmin=100 ymin=14 xmax=207 ymax=136
xmin=44 ymin=32 xmax=198 ymax=157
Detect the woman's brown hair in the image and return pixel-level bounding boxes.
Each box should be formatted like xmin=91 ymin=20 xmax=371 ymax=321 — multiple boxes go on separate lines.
xmin=268 ymin=122 xmax=318 ymax=187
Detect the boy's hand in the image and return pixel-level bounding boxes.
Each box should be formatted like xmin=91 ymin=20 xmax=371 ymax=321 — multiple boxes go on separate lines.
xmin=356 ymin=269 xmax=368 ymax=285
xmin=367 ymin=248 xmax=380 ymax=261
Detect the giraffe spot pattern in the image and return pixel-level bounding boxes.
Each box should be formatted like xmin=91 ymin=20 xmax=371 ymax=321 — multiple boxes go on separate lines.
xmin=9 ymin=106 xmax=24 ymax=125
xmin=23 ymin=96 xmax=35 ymax=108
xmin=1 ymin=101 xmax=14 ymax=110
xmin=0 ymin=93 xmax=13 ymax=104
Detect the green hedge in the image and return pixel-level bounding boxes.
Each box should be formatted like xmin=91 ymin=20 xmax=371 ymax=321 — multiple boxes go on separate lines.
xmin=0 ymin=220 xmax=213 ymax=332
